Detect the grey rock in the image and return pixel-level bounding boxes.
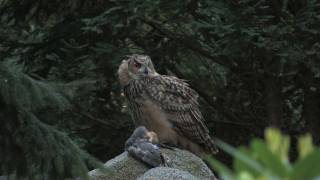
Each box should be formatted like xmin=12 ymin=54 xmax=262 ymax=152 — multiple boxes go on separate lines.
xmin=138 ymin=167 xmax=200 ymax=180
xmin=88 ymin=151 xmax=149 ymax=180
xmin=161 ymin=148 xmax=216 ymax=179
xmin=88 ymin=148 xmax=217 ymax=180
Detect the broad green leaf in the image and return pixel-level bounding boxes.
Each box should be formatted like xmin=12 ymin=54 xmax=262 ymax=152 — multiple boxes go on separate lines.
xmin=236 ymin=171 xmax=255 ymax=180
xmin=290 ymin=149 xmax=320 ymax=180
xmin=256 ymin=175 xmax=278 ymax=180
xmin=251 ymin=139 xmax=290 ymax=177
xmin=234 ymin=147 xmax=260 ymax=177
xmin=206 ymin=157 xmax=234 ymax=180
xmin=298 ymin=134 xmax=314 ymax=159
xmin=215 ymin=139 xmax=264 ymax=173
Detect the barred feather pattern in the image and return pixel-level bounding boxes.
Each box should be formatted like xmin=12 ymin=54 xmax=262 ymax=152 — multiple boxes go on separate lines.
xmin=123 ymin=75 xmax=218 ymax=154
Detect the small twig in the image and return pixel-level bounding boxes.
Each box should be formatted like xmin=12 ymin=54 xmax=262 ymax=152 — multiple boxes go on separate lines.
xmin=70 ymin=109 xmax=114 ymax=130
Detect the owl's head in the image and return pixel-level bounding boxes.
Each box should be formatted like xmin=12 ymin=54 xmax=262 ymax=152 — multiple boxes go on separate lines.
xmin=118 ymin=54 xmax=158 ymax=86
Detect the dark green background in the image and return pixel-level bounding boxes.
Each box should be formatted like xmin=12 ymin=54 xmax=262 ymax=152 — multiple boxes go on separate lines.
xmin=0 ymin=0 xmax=319 ymax=179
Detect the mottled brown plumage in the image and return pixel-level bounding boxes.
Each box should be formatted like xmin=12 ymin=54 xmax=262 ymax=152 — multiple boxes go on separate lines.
xmin=118 ymin=54 xmax=218 ymax=155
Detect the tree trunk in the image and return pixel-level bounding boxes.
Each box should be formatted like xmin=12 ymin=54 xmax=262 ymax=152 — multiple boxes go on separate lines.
xmin=265 ymin=75 xmax=283 ymax=127
xmin=264 ymin=56 xmax=283 ymax=127
xmin=302 ymin=67 xmax=320 ymax=144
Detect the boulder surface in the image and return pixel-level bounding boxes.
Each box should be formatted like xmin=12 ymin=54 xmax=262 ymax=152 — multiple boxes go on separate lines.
xmin=88 ymin=148 xmax=217 ymax=180
xmin=137 ymin=167 xmax=199 ymax=180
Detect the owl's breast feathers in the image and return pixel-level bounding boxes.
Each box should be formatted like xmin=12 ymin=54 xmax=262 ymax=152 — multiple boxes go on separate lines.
xmin=123 ymin=75 xmax=218 ymax=155
xmin=124 ymin=76 xmax=197 ymax=107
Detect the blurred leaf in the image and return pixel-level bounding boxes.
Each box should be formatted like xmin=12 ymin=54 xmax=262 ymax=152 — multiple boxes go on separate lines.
xmin=206 ymin=157 xmax=235 ymax=180
xmin=265 ymin=128 xmax=290 ymax=164
xmin=251 ymin=139 xmax=289 ymax=177
xmin=290 ymin=150 xmax=320 ymax=180
xmin=234 ymin=147 xmax=260 ymax=177
xmin=236 ymin=171 xmax=255 ymax=180
xmin=215 ymin=139 xmax=264 ymax=173
xmin=209 ymin=129 xmax=320 ymax=180
xmin=298 ymin=134 xmax=314 ymax=159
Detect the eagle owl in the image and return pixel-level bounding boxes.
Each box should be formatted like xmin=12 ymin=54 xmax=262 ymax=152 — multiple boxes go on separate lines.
xmin=118 ymin=54 xmax=218 ymax=155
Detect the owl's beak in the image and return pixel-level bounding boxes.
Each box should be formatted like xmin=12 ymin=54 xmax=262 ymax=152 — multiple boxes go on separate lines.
xmin=143 ymin=66 xmax=149 ymax=75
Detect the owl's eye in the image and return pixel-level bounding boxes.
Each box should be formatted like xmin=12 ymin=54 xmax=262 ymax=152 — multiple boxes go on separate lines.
xmin=133 ymin=62 xmax=141 ymax=68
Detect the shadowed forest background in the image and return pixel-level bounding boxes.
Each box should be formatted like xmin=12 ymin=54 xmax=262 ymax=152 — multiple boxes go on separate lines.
xmin=0 ymin=0 xmax=320 ymax=179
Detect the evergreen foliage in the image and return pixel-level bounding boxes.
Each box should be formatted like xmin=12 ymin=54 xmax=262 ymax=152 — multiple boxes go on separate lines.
xmin=0 ymin=61 xmax=103 ymax=179
xmin=0 ymin=60 xmax=69 ymax=111
xmin=0 ymin=0 xmax=319 ymax=179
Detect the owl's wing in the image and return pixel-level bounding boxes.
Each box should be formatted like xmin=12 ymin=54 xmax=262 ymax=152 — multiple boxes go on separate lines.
xmin=146 ymin=76 xmax=218 ymax=154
